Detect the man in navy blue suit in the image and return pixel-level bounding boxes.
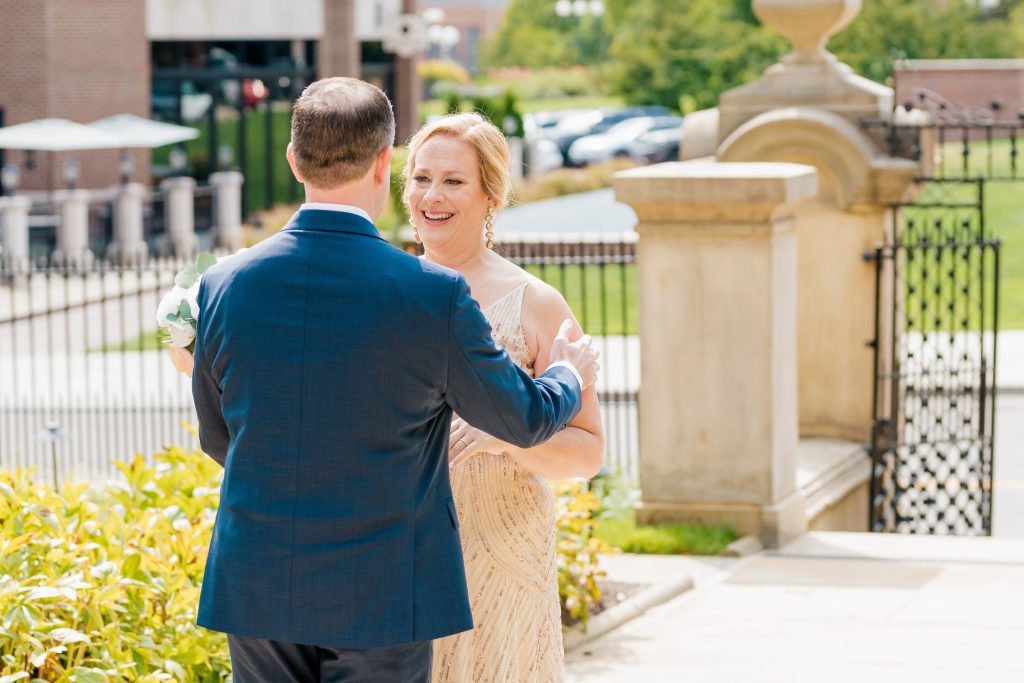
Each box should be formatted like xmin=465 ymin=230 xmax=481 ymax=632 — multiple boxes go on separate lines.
xmin=190 ymin=77 xmax=598 ymax=681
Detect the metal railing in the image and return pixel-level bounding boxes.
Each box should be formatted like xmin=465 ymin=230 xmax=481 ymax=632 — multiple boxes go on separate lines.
xmin=1 ymin=236 xmax=640 ymax=483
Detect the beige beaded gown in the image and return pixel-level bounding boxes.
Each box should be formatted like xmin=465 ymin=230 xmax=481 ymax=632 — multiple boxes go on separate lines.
xmin=432 ymin=281 xmax=565 ymax=683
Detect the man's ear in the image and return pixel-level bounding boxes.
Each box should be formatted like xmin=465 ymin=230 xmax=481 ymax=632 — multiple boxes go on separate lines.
xmin=286 ymin=143 xmax=305 ymax=184
xmin=374 ymin=146 xmax=393 ymax=185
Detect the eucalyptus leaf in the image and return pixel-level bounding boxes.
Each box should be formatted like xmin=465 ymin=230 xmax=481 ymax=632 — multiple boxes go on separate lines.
xmin=174 ymin=267 xmax=198 ymax=289
xmin=178 ymin=301 xmax=192 ymax=321
xmin=195 ymin=252 xmax=217 ymax=274
xmin=166 ymin=313 xmax=178 ymax=324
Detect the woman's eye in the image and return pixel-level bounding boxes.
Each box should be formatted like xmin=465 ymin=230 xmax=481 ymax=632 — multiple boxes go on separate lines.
xmin=445 ymin=178 xmax=463 ymax=186
xmin=413 ymin=175 xmax=429 ymax=183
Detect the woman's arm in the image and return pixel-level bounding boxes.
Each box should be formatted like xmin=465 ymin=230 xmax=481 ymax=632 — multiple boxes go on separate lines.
xmin=450 ymin=280 xmax=604 ymax=479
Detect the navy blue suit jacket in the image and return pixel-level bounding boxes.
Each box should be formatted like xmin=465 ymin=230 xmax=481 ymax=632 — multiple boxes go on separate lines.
xmin=191 ymin=209 xmax=582 ymax=648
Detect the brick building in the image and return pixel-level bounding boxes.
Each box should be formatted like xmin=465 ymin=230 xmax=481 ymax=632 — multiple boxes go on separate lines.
xmin=423 ymin=0 xmax=508 ymax=73
xmin=894 ymin=59 xmax=1024 ymax=122
xmin=0 ymin=0 xmax=151 ymax=191
xmin=0 ymin=0 xmax=376 ymax=192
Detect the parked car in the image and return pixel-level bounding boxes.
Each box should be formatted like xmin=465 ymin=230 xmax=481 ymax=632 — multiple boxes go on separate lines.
xmin=552 ymin=106 xmax=670 ymax=165
xmin=568 ymin=115 xmax=684 ymax=166
xmin=524 ymin=109 xmax=585 ymax=141
xmin=527 ymin=138 xmax=565 ymax=174
xmin=627 ymin=119 xmax=686 ymax=164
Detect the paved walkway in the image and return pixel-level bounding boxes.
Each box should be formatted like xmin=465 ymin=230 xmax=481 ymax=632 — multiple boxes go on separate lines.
xmin=567 ymin=532 xmax=1024 ymax=682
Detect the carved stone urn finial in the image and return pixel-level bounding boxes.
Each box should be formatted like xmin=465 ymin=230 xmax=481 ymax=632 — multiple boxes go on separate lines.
xmin=753 ymin=0 xmax=862 ymax=66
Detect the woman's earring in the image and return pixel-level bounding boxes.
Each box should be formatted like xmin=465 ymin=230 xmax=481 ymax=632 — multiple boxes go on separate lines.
xmin=410 ymin=215 xmax=421 ymax=244
xmin=484 ymin=208 xmax=495 ymax=250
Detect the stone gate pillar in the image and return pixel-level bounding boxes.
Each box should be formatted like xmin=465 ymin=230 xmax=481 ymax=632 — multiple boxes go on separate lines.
xmin=682 ymin=0 xmax=924 ymax=443
xmin=615 ymin=161 xmax=818 ymax=547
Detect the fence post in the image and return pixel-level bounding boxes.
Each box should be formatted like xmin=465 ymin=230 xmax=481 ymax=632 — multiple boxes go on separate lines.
xmin=52 ymin=189 xmax=94 ymax=270
xmin=209 ymin=171 xmax=244 ymax=252
xmin=107 ymin=182 xmax=148 ymax=266
xmin=507 ymin=137 xmax=524 ymax=183
xmin=0 ymin=195 xmax=32 ymax=271
xmin=160 ymin=176 xmax=197 ymax=259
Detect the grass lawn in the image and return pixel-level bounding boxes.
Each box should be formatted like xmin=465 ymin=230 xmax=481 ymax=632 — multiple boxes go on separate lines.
xmin=927 ymin=138 xmax=1024 ymax=329
xmin=95 ymin=330 xmax=165 ymax=353
xmin=522 ymin=263 xmax=637 ymax=337
xmin=593 ymin=516 xmax=739 ymax=555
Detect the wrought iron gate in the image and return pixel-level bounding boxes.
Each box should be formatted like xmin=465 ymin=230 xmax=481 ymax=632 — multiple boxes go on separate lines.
xmin=863 ymin=78 xmax=1024 ymax=535
xmin=869 ymin=178 xmax=1000 ymax=534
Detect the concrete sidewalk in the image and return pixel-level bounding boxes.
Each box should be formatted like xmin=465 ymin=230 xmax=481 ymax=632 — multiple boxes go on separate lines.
xmin=567 ymin=532 xmax=1024 ymax=682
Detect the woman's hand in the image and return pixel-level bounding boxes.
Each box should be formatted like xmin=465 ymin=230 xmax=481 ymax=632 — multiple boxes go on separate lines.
xmin=167 ymin=346 xmax=194 ymax=378
xmin=449 ymin=417 xmax=513 ymax=468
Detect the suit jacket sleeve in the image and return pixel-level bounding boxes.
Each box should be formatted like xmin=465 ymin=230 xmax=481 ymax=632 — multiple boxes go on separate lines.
xmin=192 ymin=278 xmax=229 ymax=467
xmin=443 ymin=275 xmax=582 ymax=448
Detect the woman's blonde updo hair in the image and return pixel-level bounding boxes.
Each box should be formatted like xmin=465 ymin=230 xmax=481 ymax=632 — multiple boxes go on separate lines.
xmin=402 ymin=112 xmax=512 ymax=210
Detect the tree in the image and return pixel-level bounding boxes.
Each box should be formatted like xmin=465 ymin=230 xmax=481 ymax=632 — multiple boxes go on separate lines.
xmin=830 ymin=0 xmax=1023 ymax=84
xmin=481 ymin=0 xmax=576 ymax=68
xmin=606 ymin=0 xmax=785 ymax=110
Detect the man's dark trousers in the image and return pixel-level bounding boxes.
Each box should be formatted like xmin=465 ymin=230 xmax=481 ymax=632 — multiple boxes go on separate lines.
xmin=229 ymin=635 xmax=432 ymax=683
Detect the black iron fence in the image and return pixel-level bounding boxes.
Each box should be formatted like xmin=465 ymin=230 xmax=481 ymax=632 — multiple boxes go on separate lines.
xmin=1 ymin=237 xmax=639 ymax=483
xmin=862 ymin=119 xmax=1023 ymax=181
xmin=869 ymin=179 xmax=1000 ymax=535
xmin=499 ymin=237 xmax=639 ymax=478
xmin=0 ymin=258 xmax=198 ymax=484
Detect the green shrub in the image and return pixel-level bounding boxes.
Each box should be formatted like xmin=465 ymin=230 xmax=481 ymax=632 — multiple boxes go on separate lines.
xmin=593 ymin=517 xmax=739 ymax=556
xmin=553 ymin=480 xmax=615 ymax=631
xmin=0 ymin=446 xmax=228 ymax=681
xmin=417 ymin=60 xmax=472 ymax=87
xmin=1 ymin=446 xmax=612 ymax=674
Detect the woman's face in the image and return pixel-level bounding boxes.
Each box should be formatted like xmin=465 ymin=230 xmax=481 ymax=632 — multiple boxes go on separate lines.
xmin=407 ymin=135 xmax=493 ymax=251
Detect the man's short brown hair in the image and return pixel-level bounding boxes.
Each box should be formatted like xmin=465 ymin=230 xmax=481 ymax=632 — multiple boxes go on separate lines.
xmin=290 ymin=77 xmax=396 ymax=189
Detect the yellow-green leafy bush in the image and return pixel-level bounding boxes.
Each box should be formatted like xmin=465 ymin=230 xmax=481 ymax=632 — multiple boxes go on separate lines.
xmin=0 ymin=448 xmax=228 ymax=681
xmin=2 ymin=447 xmax=611 ymax=676
xmin=553 ymin=480 xmax=614 ymax=630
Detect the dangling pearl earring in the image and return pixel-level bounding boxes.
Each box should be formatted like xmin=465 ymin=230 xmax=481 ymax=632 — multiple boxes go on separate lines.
xmin=410 ymin=216 xmax=421 ymax=244
xmin=484 ymin=207 xmax=495 ymax=250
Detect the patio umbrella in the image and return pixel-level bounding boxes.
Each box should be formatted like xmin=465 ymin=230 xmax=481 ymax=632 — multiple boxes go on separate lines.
xmin=0 ymin=118 xmax=124 ymax=151
xmin=87 ymin=114 xmax=199 ymax=148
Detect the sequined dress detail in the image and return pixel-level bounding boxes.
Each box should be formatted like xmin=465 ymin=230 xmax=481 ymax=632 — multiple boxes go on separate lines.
xmin=432 ymin=281 xmax=565 ymax=682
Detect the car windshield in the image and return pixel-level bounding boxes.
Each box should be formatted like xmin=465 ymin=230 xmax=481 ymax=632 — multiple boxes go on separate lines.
xmin=650 ymin=117 xmax=685 ymax=131
xmin=554 ymin=110 xmax=603 ymax=135
xmin=602 ymin=117 xmax=657 ymax=139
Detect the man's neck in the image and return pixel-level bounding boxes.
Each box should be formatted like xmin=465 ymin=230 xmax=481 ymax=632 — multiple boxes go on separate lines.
xmin=303 ymin=183 xmax=378 ymax=219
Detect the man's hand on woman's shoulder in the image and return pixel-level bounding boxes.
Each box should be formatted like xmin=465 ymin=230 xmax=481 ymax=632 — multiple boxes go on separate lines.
xmin=548 ymin=319 xmax=599 ymax=391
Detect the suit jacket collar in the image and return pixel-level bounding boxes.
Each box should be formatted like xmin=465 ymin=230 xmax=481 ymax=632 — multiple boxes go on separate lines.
xmin=284 ymin=209 xmax=384 ymax=241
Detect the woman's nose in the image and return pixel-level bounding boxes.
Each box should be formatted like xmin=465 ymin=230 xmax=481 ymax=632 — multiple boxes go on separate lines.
xmin=423 ymin=183 xmax=444 ymax=203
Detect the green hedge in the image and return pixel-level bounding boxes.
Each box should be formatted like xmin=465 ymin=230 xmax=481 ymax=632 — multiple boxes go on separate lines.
xmin=0 ymin=447 xmax=228 ymax=681
xmin=1 ymin=447 xmax=608 ymax=679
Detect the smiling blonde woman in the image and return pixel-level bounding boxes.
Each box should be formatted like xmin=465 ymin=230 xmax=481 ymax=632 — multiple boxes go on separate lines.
xmin=404 ymin=113 xmax=605 ymax=682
